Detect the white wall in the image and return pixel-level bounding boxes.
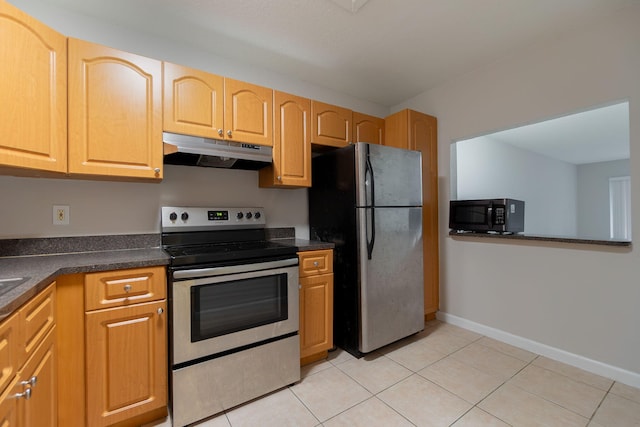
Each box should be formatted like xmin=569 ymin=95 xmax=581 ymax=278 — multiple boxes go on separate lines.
xmin=0 ymin=165 xmax=309 ymax=239
xmin=577 ymin=159 xmax=630 ymax=239
xmin=1 ymin=0 xmax=387 ymax=240
xmin=395 ymin=4 xmax=640 ymax=385
xmin=455 ymin=136 xmax=577 ymax=236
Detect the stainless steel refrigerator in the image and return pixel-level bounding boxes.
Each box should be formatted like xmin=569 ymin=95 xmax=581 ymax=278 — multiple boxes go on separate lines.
xmin=309 ymin=142 xmax=424 ymax=357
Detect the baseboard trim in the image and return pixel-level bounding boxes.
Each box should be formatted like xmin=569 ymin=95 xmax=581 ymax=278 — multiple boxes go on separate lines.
xmin=436 ymin=311 xmax=640 ymax=389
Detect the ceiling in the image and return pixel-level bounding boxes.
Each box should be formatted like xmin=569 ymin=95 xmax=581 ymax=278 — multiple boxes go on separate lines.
xmin=41 ymin=0 xmax=636 ymax=107
xmin=471 ymin=101 xmax=630 ymax=165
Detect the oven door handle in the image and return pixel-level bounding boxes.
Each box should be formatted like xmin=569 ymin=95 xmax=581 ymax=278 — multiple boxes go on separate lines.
xmin=173 ymin=258 xmax=299 ymax=280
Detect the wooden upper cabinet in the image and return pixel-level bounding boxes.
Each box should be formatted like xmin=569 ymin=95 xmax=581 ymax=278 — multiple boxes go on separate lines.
xmin=68 ymin=38 xmax=163 ymax=180
xmin=385 ymin=109 xmax=439 ymax=318
xmin=163 ymin=62 xmax=224 ymax=139
xmin=353 ymin=112 xmax=384 ymax=145
xmin=311 ymin=101 xmax=352 ymax=148
xmin=224 ymin=78 xmax=273 ymax=147
xmin=259 ymin=91 xmax=311 ymax=188
xmin=0 ymin=1 xmax=67 ymax=174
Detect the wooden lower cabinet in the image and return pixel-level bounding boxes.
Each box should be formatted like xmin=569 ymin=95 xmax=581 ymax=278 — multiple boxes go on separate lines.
xmin=57 ymin=267 xmax=167 ymax=427
xmin=298 ymin=250 xmax=334 ymax=365
xmin=0 ymin=283 xmax=57 ymax=427
xmin=16 ymin=327 xmax=57 ymax=427
xmin=85 ymin=300 xmax=167 ymax=427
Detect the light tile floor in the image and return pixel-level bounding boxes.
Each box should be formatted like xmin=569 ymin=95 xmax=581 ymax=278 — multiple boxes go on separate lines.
xmin=152 ymin=320 xmax=640 ymax=426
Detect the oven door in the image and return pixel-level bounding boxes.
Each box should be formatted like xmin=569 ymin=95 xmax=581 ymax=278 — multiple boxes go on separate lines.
xmin=171 ymin=258 xmax=299 ymax=366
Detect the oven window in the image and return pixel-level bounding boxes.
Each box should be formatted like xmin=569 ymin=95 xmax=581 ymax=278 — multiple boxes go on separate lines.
xmin=191 ymin=273 xmax=288 ymax=342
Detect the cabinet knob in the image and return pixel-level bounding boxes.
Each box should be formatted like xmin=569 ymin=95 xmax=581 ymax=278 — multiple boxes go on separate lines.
xmin=20 ymin=376 xmax=37 ymax=387
xmin=277 ymin=176 xmax=282 ymax=181
xmin=227 ymin=130 xmax=233 ymax=137
xmin=123 ymin=284 xmax=132 ymax=293
xmin=15 ymin=388 xmax=32 ymax=400
xmin=157 ymin=307 xmax=164 ymax=315
xmin=154 ymin=167 xmax=161 ymax=174
xmin=313 ymin=261 xmax=319 ymax=267
xmin=218 ymin=129 xmax=224 ymax=136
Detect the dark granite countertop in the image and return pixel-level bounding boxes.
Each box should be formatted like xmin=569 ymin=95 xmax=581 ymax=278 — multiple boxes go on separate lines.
xmin=0 ymin=234 xmax=169 ymax=320
xmin=0 ymin=230 xmax=333 ymax=320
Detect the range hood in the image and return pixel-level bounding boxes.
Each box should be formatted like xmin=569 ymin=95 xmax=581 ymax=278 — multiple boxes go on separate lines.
xmin=163 ymin=132 xmax=273 ymax=170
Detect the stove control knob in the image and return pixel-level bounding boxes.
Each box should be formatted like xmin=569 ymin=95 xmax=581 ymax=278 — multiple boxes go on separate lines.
xmin=254 ymin=212 xmax=261 ymax=219
xmin=236 ymin=212 xmax=244 ymax=219
xmin=246 ymin=212 xmax=253 ymax=219
xmin=181 ymin=212 xmax=189 ymax=221
xmin=169 ymin=212 xmax=177 ymax=221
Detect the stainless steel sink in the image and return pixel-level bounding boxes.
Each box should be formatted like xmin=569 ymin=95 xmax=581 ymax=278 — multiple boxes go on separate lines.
xmin=0 ymin=277 xmax=30 ymax=296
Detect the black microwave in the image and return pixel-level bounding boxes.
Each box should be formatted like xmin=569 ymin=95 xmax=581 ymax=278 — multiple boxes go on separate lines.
xmin=449 ymin=198 xmax=525 ymax=233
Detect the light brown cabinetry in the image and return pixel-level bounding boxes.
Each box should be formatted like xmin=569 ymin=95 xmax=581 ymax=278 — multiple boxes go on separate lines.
xmin=311 ymin=101 xmax=352 ymax=148
xmin=163 ymin=63 xmax=273 ymax=147
xmin=298 ymin=250 xmax=334 ymax=365
xmin=353 ymin=112 xmax=384 ymax=145
xmin=224 ymin=78 xmax=273 ymax=147
xmin=0 ymin=1 xmax=67 ymax=174
xmin=385 ymin=109 xmax=439 ymax=318
xmin=259 ymin=91 xmax=311 ymax=188
xmin=163 ymin=62 xmax=224 ymax=140
xmin=68 ymin=38 xmax=163 ymax=180
xmin=83 ymin=267 xmax=167 ymax=427
xmin=0 ymin=283 xmax=57 ymax=427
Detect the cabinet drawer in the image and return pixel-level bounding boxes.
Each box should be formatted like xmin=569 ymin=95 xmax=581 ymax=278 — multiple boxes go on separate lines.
xmin=0 ymin=312 xmax=20 ymax=395
xmin=85 ymin=266 xmax=166 ymax=311
xmin=19 ymin=283 xmax=55 ymax=364
xmin=298 ymin=250 xmax=333 ymax=277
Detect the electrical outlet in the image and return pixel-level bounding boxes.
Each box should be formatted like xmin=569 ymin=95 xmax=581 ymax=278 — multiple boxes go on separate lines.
xmin=53 ymin=205 xmax=70 ymax=225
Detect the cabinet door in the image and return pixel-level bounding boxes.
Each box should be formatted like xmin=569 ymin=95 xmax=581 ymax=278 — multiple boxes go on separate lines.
xmin=0 ymin=1 xmax=67 ymax=173
xmin=19 ymin=283 xmax=55 ymax=365
xmin=299 ymin=274 xmax=333 ymax=359
xmin=163 ymin=62 xmax=224 ymax=139
xmin=353 ymin=112 xmax=384 ymax=145
xmin=224 ymin=78 xmax=273 ymax=146
xmin=68 ymin=38 xmax=163 ymax=179
xmin=85 ymin=300 xmax=167 ymax=427
xmin=383 ymin=109 xmax=409 ymax=150
xmin=259 ymin=91 xmax=311 ymax=188
xmin=311 ymin=101 xmax=352 ymax=148
xmin=407 ymin=110 xmax=439 ymax=317
xmin=0 ymin=312 xmax=20 ymax=396
xmin=16 ymin=328 xmax=56 ymax=427
xmin=0 ymin=376 xmax=18 ymax=427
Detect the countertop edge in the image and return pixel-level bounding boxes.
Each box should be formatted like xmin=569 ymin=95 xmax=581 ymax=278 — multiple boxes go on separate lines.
xmin=0 ymin=248 xmax=169 ymax=319
xmin=0 ymin=236 xmax=333 ymax=320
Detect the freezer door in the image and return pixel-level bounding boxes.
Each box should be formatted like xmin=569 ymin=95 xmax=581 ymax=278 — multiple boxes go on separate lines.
xmin=355 ymin=143 xmax=422 ymax=208
xmin=357 ymin=206 xmax=424 ymax=353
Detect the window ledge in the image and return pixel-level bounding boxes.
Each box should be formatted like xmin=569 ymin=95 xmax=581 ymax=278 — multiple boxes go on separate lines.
xmin=449 ymin=230 xmax=632 ymax=247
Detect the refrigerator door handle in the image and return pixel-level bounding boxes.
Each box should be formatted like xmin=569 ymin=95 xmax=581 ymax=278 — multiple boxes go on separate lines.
xmin=365 ymin=146 xmax=376 ymax=259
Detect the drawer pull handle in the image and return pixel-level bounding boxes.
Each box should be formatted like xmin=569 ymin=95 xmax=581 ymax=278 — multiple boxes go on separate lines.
xmin=15 ymin=388 xmax=32 ymax=400
xmin=157 ymin=307 xmax=164 ymax=315
xmin=313 ymin=261 xmax=319 ymax=267
xmin=123 ymin=284 xmax=132 ymax=293
xmin=20 ymin=376 xmax=37 ymax=387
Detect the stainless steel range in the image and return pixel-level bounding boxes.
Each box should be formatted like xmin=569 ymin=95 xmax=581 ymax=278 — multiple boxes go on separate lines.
xmin=161 ymin=207 xmax=300 ymax=427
